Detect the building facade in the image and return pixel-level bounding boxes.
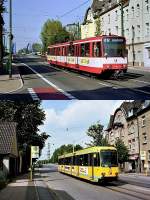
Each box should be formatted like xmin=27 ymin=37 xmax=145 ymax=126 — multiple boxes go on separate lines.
xmin=81 ymin=0 xmax=150 ymax=67
xmin=106 ymin=100 xmax=150 ymax=173
xmin=0 ymin=122 xmax=19 ymax=177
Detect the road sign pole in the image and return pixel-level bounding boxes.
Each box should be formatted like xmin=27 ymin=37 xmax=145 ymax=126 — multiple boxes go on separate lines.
xmin=9 ymin=0 xmax=12 ymax=78
xmin=30 ymin=146 xmax=32 ymax=181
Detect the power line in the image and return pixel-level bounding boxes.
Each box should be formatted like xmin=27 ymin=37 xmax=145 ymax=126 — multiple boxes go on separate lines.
xmin=58 ymin=0 xmax=91 ymax=19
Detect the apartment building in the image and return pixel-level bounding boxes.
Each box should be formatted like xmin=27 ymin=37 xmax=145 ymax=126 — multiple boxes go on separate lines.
xmin=106 ymin=100 xmax=150 ymax=173
xmin=81 ymin=0 xmax=150 ymax=67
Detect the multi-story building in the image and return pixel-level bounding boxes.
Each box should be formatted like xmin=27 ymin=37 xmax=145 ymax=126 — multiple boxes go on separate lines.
xmin=106 ymin=100 xmax=150 ymax=173
xmin=81 ymin=0 xmax=150 ymax=67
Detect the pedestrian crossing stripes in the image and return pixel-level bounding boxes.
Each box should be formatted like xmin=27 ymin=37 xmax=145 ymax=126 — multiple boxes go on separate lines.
xmin=28 ymin=88 xmax=40 ymax=101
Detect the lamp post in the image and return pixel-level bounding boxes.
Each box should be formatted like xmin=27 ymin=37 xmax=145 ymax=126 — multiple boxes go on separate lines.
xmin=119 ymin=0 xmax=124 ymax=36
xmin=8 ymin=0 xmax=12 ymax=78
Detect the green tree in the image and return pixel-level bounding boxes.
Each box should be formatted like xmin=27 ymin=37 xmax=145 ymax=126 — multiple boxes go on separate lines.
xmin=95 ymin=17 xmax=102 ymax=36
xmin=50 ymin=144 xmax=83 ymax=163
xmin=86 ymin=122 xmax=108 ymax=146
xmin=115 ymin=138 xmax=129 ymax=164
xmin=41 ymin=19 xmax=70 ymax=52
xmin=32 ymin=43 xmax=42 ymax=53
xmin=0 ymin=101 xmax=49 ymax=172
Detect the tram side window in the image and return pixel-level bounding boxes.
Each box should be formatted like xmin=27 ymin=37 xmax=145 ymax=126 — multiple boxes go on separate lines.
xmin=93 ymin=42 xmax=102 ymax=57
xmin=68 ymin=45 xmax=75 ymax=56
xmin=79 ymin=155 xmax=84 ymax=166
xmin=83 ymin=154 xmax=88 ymax=166
xmin=81 ymin=43 xmax=90 ymax=57
xmin=88 ymin=153 xmax=100 ymax=166
xmin=75 ymin=155 xmax=79 ymax=166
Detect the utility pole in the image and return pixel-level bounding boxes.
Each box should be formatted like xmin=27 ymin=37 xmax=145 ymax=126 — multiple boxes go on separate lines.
xmin=8 ymin=0 xmax=12 ymax=78
xmin=120 ymin=0 xmax=124 ymax=36
xmin=47 ymin=143 xmax=51 ymax=161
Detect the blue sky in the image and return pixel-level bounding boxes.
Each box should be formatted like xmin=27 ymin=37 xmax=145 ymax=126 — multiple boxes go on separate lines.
xmin=4 ymin=0 xmax=92 ymax=50
xmin=39 ymin=100 xmax=123 ymax=160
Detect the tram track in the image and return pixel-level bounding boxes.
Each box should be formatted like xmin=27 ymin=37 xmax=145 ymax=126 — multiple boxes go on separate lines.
xmin=47 ymin=63 xmax=150 ymax=96
xmin=104 ymin=182 xmax=150 ymax=200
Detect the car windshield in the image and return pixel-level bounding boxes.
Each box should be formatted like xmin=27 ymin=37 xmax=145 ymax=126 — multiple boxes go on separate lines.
xmin=103 ymin=38 xmax=126 ymax=57
xmin=100 ymin=150 xmax=118 ymax=167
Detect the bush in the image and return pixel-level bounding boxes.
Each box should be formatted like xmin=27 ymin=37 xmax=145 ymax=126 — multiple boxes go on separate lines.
xmin=0 ymin=171 xmax=7 ymax=189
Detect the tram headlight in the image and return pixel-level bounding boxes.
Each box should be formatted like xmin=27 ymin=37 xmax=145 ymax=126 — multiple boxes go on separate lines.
xmin=101 ymin=173 xmax=106 ymax=177
xmin=115 ymin=172 xmax=118 ymax=177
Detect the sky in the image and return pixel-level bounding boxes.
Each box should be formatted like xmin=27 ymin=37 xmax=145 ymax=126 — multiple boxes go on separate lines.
xmin=39 ymin=100 xmax=124 ymax=160
xmin=4 ymin=0 xmax=92 ymax=50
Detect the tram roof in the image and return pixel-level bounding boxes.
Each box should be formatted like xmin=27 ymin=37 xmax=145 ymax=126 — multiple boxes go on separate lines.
xmin=48 ymin=35 xmax=125 ymax=48
xmin=58 ymin=146 xmax=117 ymax=159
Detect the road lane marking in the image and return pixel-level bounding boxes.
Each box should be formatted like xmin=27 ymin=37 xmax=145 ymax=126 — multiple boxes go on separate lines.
xmin=77 ymin=75 xmax=87 ymax=80
xmin=28 ymin=88 xmax=40 ymax=101
xmin=98 ymin=82 xmax=111 ymax=87
xmin=131 ymin=79 xmax=150 ymax=85
xmin=22 ymin=63 xmax=77 ymax=100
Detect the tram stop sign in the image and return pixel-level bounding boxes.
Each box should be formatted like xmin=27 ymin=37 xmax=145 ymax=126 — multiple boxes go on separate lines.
xmin=31 ymin=146 xmax=39 ymax=159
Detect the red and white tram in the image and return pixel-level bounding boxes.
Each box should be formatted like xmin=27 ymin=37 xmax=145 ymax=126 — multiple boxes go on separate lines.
xmin=47 ymin=35 xmax=128 ymax=77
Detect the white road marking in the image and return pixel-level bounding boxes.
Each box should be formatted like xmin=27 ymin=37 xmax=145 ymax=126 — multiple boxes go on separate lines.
xmin=131 ymin=79 xmax=150 ymax=85
xmin=34 ymin=181 xmax=40 ymax=200
xmin=77 ymin=75 xmax=87 ymax=80
xmin=28 ymin=88 xmax=40 ymax=101
xmin=22 ymin=63 xmax=77 ymax=100
xmin=98 ymin=82 xmax=111 ymax=87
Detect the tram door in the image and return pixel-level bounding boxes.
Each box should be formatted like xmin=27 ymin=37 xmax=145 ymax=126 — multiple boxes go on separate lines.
xmin=89 ymin=153 xmax=94 ymax=180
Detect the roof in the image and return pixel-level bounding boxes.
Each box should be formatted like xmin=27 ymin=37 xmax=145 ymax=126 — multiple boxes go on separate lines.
xmin=91 ymin=0 xmax=129 ymax=17
xmin=0 ymin=122 xmax=18 ymax=157
xmin=58 ymin=146 xmax=116 ymax=159
xmin=106 ymin=101 xmax=145 ymax=131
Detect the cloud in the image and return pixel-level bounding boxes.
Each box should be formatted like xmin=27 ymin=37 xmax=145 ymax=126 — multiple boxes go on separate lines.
xmin=39 ymin=100 xmax=123 ymax=160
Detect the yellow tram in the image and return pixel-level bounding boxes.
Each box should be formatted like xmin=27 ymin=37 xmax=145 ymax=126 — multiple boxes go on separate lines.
xmin=58 ymin=146 xmax=119 ymax=182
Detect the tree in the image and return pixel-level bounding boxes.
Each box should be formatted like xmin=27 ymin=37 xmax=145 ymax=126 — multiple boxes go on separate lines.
xmin=0 ymin=101 xmax=49 ymax=172
xmin=41 ymin=19 xmax=70 ymax=52
xmin=115 ymin=138 xmax=129 ymax=164
xmin=86 ymin=122 xmax=108 ymax=146
xmin=95 ymin=17 xmax=102 ymax=36
xmin=50 ymin=144 xmax=83 ymax=163
xmin=32 ymin=43 xmax=42 ymax=53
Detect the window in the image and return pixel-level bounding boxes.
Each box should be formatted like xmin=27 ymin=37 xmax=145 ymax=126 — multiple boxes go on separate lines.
xmin=137 ymin=4 xmax=140 ymax=17
xmin=83 ymin=154 xmax=88 ymax=166
xmin=132 ymin=6 xmax=134 ymax=17
xmin=115 ymin=26 xmax=118 ymax=35
xmin=108 ymin=14 xmax=110 ymax=24
xmin=146 ymin=23 xmax=150 ymax=36
xmin=68 ymin=44 xmax=74 ymax=56
xmin=115 ymin=10 xmax=118 ymax=21
xmin=148 ymin=150 xmax=150 ymax=161
xmin=143 ymin=132 xmax=147 ymax=144
xmin=93 ymin=42 xmax=101 ymax=57
xmin=142 ymin=116 xmax=146 ymax=127
xmin=93 ymin=153 xmax=100 ymax=166
xmin=126 ymin=9 xmax=129 ymax=21
xmin=148 ymin=49 xmax=150 ymax=58
xmin=81 ymin=43 xmax=90 ymax=57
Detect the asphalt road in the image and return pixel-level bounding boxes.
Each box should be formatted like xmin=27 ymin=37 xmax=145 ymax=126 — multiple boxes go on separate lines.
xmin=1 ymin=55 xmax=150 ymax=100
xmin=36 ymin=164 xmax=150 ymax=200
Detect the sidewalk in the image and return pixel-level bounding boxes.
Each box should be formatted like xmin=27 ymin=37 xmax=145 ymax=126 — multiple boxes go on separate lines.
xmin=0 ymin=173 xmax=57 ymax=200
xmin=128 ymin=65 xmax=150 ymax=72
xmin=120 ymin=172 xmax=150 ymax=178
xmin=0 ymin=63 xmax=23 ymax=94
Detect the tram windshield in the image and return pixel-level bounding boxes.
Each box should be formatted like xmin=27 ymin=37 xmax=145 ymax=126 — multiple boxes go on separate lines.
xmin=103 ymin=37 xmax=126 ymax=57
xmin=100 ymin=150 xmax=118 ymax=167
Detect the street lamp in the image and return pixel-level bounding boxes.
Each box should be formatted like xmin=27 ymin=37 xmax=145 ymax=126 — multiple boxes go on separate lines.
xmin=8 ymin=0 xmax=13 ymax=78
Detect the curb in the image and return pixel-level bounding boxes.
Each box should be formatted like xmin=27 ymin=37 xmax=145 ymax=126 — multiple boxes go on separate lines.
xmin=129 ymin=66 xmax=150 ymax=73
xmin=45 ymin=181 xmax=60 ymax=200
xmin=35 ymin=170 xmax=60 ymax=200
xmin=0 ymin=64 xmax=24 ymax=94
